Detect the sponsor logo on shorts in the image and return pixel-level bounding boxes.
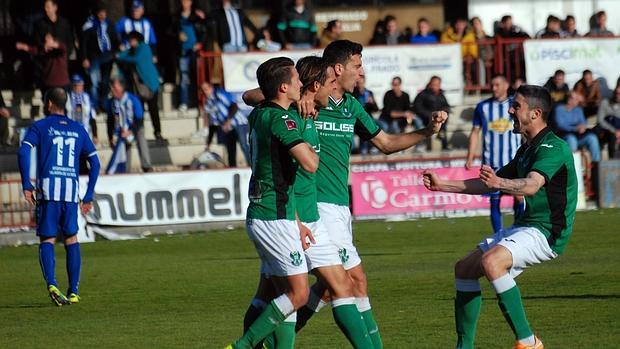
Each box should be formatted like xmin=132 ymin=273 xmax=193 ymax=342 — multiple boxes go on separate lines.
xmin=338 ymin=248 xmax=349 ymax=263
xmin=290 ymin=251 xmax=303 ymax=266
xmin=503 ymin=238 xmax=516 ymax=243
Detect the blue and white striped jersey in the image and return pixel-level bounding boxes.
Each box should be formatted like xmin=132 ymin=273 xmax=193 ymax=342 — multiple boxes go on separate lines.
xmin=20 ymin=114 xmax=97 ymax=202
xmin=66 ymin=91 xmax=97 ymax=137
xmin=115 ymin=16 xmax=157 ymax=46
xmin=203 ymin=87 xmax=248 ymax=127
xmin=473 ymin=97 xmax=522 ymax=170
xmin=105 ymin=92 xmax=144 ymax=135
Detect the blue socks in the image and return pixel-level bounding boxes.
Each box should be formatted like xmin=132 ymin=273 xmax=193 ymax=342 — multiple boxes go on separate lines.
xmin=490 ymin=196 xmax=502 ymax=233
xmin=65 ymin=243 xmax=81 ymax=294
xmin=39 ymin=242 xmax=57 ymax=287
xmin=513 ymin=198 xmax=525 ymax=221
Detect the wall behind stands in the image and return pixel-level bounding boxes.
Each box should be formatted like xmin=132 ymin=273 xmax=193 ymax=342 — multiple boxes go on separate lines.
xmin=469 ymin=0 xmax=620 ymax=37
xmin=247 ymin=4 xmax=444 ymax=45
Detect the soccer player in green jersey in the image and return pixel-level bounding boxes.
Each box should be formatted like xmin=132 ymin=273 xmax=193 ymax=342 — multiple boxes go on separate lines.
xmin=226 ymin=57 xmax=319 ymax=349
xmin=422 ymin=85 xmax=577 ymax=349
xmin=243 ymin=56 xmax=375 ymax=348
xmin=290 ymin=40 xmax=447 ymax=348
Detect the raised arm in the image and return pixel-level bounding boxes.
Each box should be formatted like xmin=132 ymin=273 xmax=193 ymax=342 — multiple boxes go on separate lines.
xmin=371 ymin=110 xmax=448 ymax=154
xmin=242 ymin=88 xmax=264 ymax=107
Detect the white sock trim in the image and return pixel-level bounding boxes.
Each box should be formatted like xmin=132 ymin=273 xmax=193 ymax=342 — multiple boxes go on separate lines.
xmin=284 ymin=311 xmax=297 ymax=322
xmin=356 ymin=297 xmax=371 ymax=312
xmin=490 ymin=274 xmax=517 ymax=294
xmin=273 ymin=294 xmax=295 ymax=318
xmin=331 ymin=297 xmax=355 ymax=308
xmin=251 ymin=298 xmax=268 ymax=310
xmin=455 ymin=278 xmax=481 ymax=292
xmin=306 ymin=290 xmax=328 ymax=312
xmin=518 ymin=334 xmax=536 ymax=345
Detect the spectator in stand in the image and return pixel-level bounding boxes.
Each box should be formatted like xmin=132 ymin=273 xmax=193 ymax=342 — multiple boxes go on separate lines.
xmin=208 ymin=0 xmax=258 ymax=52
xmin=34 ymin=0 xmax=75 ymax=61
xmin=554 ymin=91 xmax=600 ymax=196
xmin=81 ymin=3 xmax=118 ymax=110
xmin=105 ymin=78 xmax=152 ymax=173
xmin=384 ymin=15 xmax=409 ymax=45
xmin=594 ymin=85 xmax=620 ymax=159
xmin=257 ymin=27 xmax=282 ymax=52
xmin=66 ymin=75 xmax=97 ymax=144
xmin=116 ymin=0 xmax=158 ymax=57
xmin=410 ymin=17 xmax=438 ymax=44
xmin=66 ymin=75 xmax=98 ymax=174
xmin=353 ymin=75 xmax=379 ymax=155
xmin=368 ymin=19 xmax=385 ymax=45
xmin=441 ymin=18 xmax=477 ymax=85
xmin=116 ymin=31 xmax=164 ymax=142
xmin=200 ymin=81 xmax=250 ymax=167
xmin=380 ymin=76 xmax=420 ymax=134
xmin=278 ymin=0 xmax=317 ymax=49
xmin=471 ymin=16 xmax=494 ymax=85
xmin=495 ymin=15 xmax=530 ymax=39
xmin=413 ymin=76 xmax=451 ymax=150
xmin=573 ymin=69 xmax=601 ymax=118
xmin=171 ymin=0 xmax=206 ymax=112
xmin=319 ymin=20 xmax=343 ymax=48
xmin=535 ymin=15 xmax=562 ymax=38
xmin=0 ymin=93 xmax=10 ymax=146
xmin=544 ymin=70 xmax=570 ymax=106
xmin=587 ymin=11 xmax=614 ymax=37
xmin=16 ymin=33 xmax=70 ymax=92
xmin=563 ymin=15 xmax=580 ymax=37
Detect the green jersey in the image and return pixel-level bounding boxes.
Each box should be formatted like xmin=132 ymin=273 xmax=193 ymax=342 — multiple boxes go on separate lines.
xmin=497 ymin=128 xmax=577 ymax=254
xmin=290 ymin=108 xmax=320 ymax=223
xmin=247 ymin=102 xmax=305 ymax=221
xmin=316 ymin=93 xmax=381 ymax=206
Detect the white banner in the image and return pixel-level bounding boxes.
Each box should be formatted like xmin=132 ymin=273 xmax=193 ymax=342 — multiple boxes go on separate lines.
xmin=524 ymin=38 xmax=620 ymax=89
xmin=79 ymin=169 xmax=251 ymax=227
xmin=222 ymin=44 xmax=464 ymax=107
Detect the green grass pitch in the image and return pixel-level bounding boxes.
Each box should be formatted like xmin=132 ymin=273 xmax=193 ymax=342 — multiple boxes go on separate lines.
xmin=1 ymin=209 xmax=619 ymax=348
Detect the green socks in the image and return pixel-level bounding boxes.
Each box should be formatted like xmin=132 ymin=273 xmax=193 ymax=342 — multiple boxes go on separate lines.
xmin=496 ymin=287 xmax=533 ymax=340
xmin=332 ymin=298 xmax=374 ymax=349
xmin=455 ymin=290 xmax=482 ymax=349
xmin=263 ymin=320 xmax=296 ymax=349
xmin=235 ymin=296 xmax=291 ymax=349
xmin=360 ymin=308 xmax=383 ymax=349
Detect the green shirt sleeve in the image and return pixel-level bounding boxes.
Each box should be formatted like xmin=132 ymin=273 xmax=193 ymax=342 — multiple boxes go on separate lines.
xmin=271 ymin=113 xmax=304 ymax=149
xmin=351 ymin=96 xmax=380 ymax=141
xmin=529 ymin=145 xmax=568 ymax=184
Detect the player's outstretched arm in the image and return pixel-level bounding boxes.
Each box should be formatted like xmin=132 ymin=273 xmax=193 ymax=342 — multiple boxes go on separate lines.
xmin=479 ymin=165 xmax=545 ymax=196
xmin=371 ymin=111 xmax=448 ymax=154
xmin=465 ymin=127 xmax=481 ymax=170
xmin=242 ymin=88 xmax=264 ymax=107
xmin=423 ymin=169 xmax=496 ymax=195
xmin=289 ymin=143 xmax=319 ymax=173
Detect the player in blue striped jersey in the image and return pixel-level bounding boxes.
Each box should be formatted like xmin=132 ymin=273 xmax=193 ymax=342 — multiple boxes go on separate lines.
xmin=17 ymin=88 xmax=100 ymax=306
xmin=466 ymin=75 xmax=525 ymax=233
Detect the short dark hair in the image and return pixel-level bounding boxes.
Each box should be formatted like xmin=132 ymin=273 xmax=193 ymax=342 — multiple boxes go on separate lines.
xmin=430 ymin=75 xmax=441 ymax=82
xmin=517 ymin=85 xmax=551 ymax=122
xmin=583 ymin=69 xmax=592 ymax=76
xmin=501 ymin=15 xmax=512 ymax=23
xmin=256 ymin=57 xmax=295 ymax=101
xmin=595 ymin=10 xmax=606 ymax=19
xmin=554 ymin=69 xmax=565 ymax=76
xmin=127 ymin=31 xmax=144 ymax=42
xmin=296 ymin=56 xmax=329 ymax=94
xmin=384 ymin=15 xmax=396 ymax=24
xmin=326 ymin=20 xmax=340 ymax=32
xmin=547 ymin=15 xmax=560 ymax=24
xmin=418 ymin=17 xmax=429 ymax=24
xmin=491 ymin=73 xmax=508 ymax=82
xmin=44 ymin=88 xmax=67 ymax=112
xmin=392 ymin=76 xmax=402 ymax=84
xmin=565 ymin=15 xmax=575 ymax=22
xmin=323 ymin=40 xmax=363 ymax=67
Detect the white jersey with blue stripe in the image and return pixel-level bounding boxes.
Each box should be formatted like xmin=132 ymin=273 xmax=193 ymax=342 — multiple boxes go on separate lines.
xmin=22 ymin=115 xmax=97 ymax=202
xmin=115 ymin=17 xmax=157 ymax=46
xmin=204 ymin=87 xmax=247 ymax=127
xmin=473 ymin=97 xmax=522 ymax=170
xmin=66 ymin=91 xmax=96 ymax=137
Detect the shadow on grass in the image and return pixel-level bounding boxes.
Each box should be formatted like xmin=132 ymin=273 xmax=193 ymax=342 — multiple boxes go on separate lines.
xmin=0 ymin=303 xmax=50 ymax=309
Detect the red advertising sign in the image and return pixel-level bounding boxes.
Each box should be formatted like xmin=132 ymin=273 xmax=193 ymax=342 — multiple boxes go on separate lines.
xmin=350 ymin=159 xmax=513 ymax=218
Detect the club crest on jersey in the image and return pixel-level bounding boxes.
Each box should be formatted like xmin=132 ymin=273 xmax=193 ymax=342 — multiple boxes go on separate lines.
xmin=342 ymin=108 xmax=352 ymax=118
xmin=290 ymin=251 xmax=303 ymax=266
xmin=285 ymin=119 xmax=297 ymax=130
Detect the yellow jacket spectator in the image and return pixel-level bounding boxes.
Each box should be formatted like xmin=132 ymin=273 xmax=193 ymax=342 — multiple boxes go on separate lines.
xmin=440 ymin=19 xmax=478 ymax=59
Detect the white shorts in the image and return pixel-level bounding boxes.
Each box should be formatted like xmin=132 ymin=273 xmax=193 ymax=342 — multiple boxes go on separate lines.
xmin=317 ymin=202 xmax=361 ymax=270
xmin=247 ymin=218 xmax=308 ymax=277
xmin=303 ymin=219 xmax=343 ymax=271
xmin=478 ymin=226 xmax=558 ymax=278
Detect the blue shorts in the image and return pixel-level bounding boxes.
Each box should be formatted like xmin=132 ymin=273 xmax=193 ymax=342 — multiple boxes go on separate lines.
xmin=36 ymin=201 xmax=79 ymax=238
